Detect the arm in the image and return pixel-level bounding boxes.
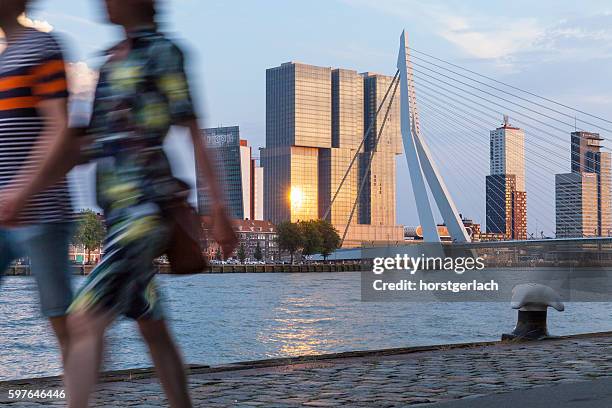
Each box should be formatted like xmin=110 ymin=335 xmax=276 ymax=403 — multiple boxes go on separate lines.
xmin=0 ymin=38 xmax=84 ymax=224
xmin=154 ymin=42 xmax=237 ymax=256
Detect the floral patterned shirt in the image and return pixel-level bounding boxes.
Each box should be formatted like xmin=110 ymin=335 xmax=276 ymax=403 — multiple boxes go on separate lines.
xmin=87 ymin=27 xmax=196 ymax=214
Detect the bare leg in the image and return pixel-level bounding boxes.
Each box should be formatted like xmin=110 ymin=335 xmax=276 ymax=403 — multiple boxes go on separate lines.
xmin=138 ymin=319 xmax=192 ymax=408
xmin=64 ymin=311 xmax=114 ymax=408
xmin=49 ymin=316 xmax=69 ymax=365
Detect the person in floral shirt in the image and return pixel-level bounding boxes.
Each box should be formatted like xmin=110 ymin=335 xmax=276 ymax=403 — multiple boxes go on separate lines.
xmin=0 ymin=1 xmax=237 ymax=406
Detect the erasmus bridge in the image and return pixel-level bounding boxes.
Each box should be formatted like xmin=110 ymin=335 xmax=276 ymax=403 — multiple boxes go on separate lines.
xmin=325 ymin=30 xmax=612 ymax=256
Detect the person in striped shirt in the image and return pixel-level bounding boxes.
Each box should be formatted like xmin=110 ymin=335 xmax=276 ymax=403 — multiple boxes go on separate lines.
xmin=0 ymin=0 xmax=74 ymax=362
xmin=2 ymin=1 xmax=238 ymax=407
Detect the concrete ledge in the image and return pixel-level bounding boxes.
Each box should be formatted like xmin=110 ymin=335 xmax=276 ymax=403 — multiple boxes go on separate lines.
xmin=3 ymin=330 xmax=612 ymax=387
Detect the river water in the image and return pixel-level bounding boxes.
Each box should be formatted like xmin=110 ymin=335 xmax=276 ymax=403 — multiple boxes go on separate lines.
xmin=1 ymin=272 xmax=611 ymax=381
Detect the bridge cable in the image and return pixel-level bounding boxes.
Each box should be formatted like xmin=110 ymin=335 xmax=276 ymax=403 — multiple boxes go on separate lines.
xmin=322 ymin=70 xmax=400 ymax=222
xmin=340 ymin=75 xmax=400 ymax=246
xmin=412 ymin=71 xmax=612 ymax=153
xmin=408 ymin=47 xmax=612 ymax=128
xmin=412 ymin=67 xmax=612 ymax=150
xmin=415 ymin=86 xmax=595 ymax=173
xmin=408 ymin=56 xmax=612 ymax=134
xmin=417 ymin=95 xmax=592 ymax=232
xmin=419 ymin=104 xmax=561 ymax=233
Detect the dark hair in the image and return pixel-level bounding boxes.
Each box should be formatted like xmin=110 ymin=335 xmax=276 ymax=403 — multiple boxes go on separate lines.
xmin=141 ymin=0 xmax=157 ymax=22
xmin=19 ymin=0 xmax=30 ymax=13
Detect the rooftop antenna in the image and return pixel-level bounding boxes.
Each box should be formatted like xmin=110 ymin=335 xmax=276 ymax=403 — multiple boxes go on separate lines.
xmin=503 ymin=114 xmax=509 ymax=127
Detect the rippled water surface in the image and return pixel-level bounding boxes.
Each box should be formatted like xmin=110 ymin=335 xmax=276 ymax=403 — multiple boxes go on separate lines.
xmin=1 ymin=273 xmax=611 ymax=381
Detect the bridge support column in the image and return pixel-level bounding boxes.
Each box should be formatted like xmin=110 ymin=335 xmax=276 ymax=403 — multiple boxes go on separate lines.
xmin=397 ymin=30 xmax=471 ymax=243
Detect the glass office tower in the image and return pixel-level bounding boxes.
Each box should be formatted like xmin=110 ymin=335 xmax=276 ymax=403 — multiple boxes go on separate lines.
xmin=264 ymin=62 xmax=404 ymax=247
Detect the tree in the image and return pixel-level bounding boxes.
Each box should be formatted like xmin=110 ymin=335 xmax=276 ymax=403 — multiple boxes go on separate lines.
xmin=73 ymin=209 xmax=105 ymax=263
xmin=214 ymin=247 xmax=223 ymax=261
xmin=276 ymin=221 xmax=303 ymax=264
xmin=316 ymin=220 xmax=341 ymax=261
xmin=237 ymin=243 xmax=247 ymax=264
xmin=253 ymin=242 xmax=263 ymax=261
xmin=299 ymin=220 xmax=323 ymax=259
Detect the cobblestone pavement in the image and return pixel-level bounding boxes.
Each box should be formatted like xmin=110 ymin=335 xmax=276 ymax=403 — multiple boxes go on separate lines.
xmin=1 ymin=333 xmax=612 ymax=407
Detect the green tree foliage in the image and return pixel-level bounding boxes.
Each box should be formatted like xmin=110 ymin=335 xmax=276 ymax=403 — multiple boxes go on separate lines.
xmin=299 ymin=220 xmax=323 ymax=258
xmin=214 ymin=247 xmax=223 ymax=261
xmin=276 ymin=221 xmax=303 ymax=264
xmin=275 ymin=220 xmax=341 ymax=263
xmin=237 ymin=243 xmax=247 ymax=264
xmin=73 ymin=209 xmax=105 ymax=263
xmin=253 ymin=241 xmax=263 ymax=261
xmin=315 ymin=220 xmax=341 ymax=260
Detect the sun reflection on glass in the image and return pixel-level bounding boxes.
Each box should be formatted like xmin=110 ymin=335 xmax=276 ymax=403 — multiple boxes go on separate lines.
xmin=289 ymin=186 xmax=305 ymax=210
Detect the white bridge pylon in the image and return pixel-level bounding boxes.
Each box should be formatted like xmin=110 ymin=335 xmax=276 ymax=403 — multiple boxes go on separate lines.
xmin=398 ymin=30 xmax=471 ymax=243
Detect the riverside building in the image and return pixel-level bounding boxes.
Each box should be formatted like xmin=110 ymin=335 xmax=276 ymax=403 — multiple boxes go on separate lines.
xmin=262 ymin=62 xmax=404 ymax=248
xmin=200 ymin=217 xmax=279 ymax=262
xmin=556 ymin=131 xmax=611 ymax=237
xmin=485 ymin=116 xmax=527 ymax=240
xmin=197 ymin=126 xmax=264 ymax=220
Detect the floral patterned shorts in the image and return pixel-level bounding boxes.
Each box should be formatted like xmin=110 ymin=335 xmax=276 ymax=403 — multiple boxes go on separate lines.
xmin=69 ymin=203 xmax=167 ymax=320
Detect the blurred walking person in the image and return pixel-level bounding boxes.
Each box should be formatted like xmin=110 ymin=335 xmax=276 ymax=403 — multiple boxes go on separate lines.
xmin=0 ymin=0 xmax=73 ymax=362
xmin=0 ymin=0 xmax=238 ymax=407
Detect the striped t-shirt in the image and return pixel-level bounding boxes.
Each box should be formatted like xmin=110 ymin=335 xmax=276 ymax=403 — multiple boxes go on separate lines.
xmin=0 ymin=27 xmax=73 ymax=224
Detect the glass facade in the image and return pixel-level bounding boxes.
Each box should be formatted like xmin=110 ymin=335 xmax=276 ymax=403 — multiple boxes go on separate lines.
xmin=252 ymin=163 xmax=264 ymax=221
xmin=487 ymin=119 xmax=527 ymax=240
xmin=197 ymin=126 xmax=245 ymax=219
xmin=485 ymin=174 xmax=527 ymax=240
xmin=486 ymin=174 xmax=513 ymax=237
xmin=294 ymin=64 xmax=332 ymax=148
xmin=262 ymin=146 xmax=291 ymax=222
xmin=289 ymin=146 xmax=319 ymax=222
xmin=489 ymin=124 xmax=525 ymax=191
xmin=264 ymin=62 xmax=404 ymax=247
xmin=319 ymin=147 xmax=358 ymax=226
xmin=555 ymin=173 xmax=598 ymax=238
xmin=266 ymin=62 xmax=331 ymax=149
xmin=559 ymin=131 xmax=611 ymax=237
xmin=359 ymin=74 xmax=401 ymax=226
xmin=266 ymin=65 xmax=295 ymax=148
xmin=332 ymin=69 xmax=363 ymax=149
xmin=363 ymin=74 xmax=403 ymax=155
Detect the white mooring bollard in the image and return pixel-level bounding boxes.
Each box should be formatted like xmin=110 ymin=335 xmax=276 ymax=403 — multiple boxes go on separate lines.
xmin=502 ymin=283 xmax=565 ymax=341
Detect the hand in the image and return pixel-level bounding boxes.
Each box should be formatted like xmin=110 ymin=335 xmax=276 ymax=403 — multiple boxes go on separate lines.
xmin=0 ymin=189 xmax=25 ymax=227
xmin=211 ymin=205 xmax=238 ymax=258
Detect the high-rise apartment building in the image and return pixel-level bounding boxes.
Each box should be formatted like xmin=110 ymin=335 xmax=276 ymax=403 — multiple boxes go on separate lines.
xmin=489 ymin=115 xmax=525 ymax=191
xmin=197 ymin=127 xmax=264 ymax=220
xmin=556 ymin=131 xmax=611 ymax=237
xmin=263 ymin=62 xmax=404 ymax=247
xmin=572 ymin=131 xmax=604 ymax=173
xmin=486 ymin=116 xmax=527 ymax=240
xmin=555 ymin=173 xmax=599 ymax=238
xmin=485 ymin=175 xmax=527 ymax=240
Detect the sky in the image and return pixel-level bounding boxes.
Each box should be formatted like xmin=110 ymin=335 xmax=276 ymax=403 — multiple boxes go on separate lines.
xmin=17 ymin=0 xmax=612 ymax=234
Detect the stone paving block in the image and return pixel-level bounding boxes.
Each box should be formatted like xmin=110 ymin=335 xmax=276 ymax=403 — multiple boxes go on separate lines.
xmin=3 ymin=334 xmax=612 ymax=406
